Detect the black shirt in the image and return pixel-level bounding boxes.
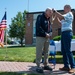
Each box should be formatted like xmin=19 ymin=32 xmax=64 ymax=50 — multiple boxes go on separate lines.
xmin=36 ymin=13 xmax=52 ymax=37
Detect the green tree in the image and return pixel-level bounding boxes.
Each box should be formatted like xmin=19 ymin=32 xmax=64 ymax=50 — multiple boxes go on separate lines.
xmin=9 ymin=10 xmax=26 ymax=46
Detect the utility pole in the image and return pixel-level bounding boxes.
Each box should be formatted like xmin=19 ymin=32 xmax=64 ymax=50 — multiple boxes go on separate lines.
xmin=28 ymin=0 xmax=29 ymax=12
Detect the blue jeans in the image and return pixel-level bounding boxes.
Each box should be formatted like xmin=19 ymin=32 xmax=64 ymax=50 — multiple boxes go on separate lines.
xmin=61 ymin=31 xmax=75 ymax=68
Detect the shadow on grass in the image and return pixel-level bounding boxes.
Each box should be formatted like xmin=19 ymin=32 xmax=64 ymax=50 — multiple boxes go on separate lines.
xmin=7 ymin=45 xmax=36 ymax=48
xmin=0 ymin=72 xmax=22 ymax=75
xmin=52 ymin=70 xmax=70 ymax=75
xmin=7 ymin=46 xmax=25 ymax=48
xmin=33 ymin=58 xmax=63 ymax=64
xmin=0 ymin=72 xmax=40 ymax=75
xmin=56 ymin=58 xmax=63 ymax=64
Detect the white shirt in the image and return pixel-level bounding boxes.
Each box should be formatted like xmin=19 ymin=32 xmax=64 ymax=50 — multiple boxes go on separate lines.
xmin=61 ymin=12 xmax=73 ymax=32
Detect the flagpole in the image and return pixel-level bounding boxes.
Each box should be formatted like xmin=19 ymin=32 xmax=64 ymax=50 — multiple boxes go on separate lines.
xmin=5 ymin=28 xmax=8 ymax=60
xmin=5 ymin=8 xmax=8 ymax=60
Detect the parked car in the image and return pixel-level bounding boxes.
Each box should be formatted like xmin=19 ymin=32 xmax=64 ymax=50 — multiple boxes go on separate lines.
xmin=10 ymin=41 xmax=20 ymax=45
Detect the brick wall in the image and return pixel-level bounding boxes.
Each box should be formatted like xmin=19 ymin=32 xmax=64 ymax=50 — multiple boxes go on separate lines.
xmin=73 ymin=11 xmax=75 ymax=35
xmin=25 ymin=14 xmax=33 ymax=45
xmin=25 ymin=10 xmax=75 ymax=45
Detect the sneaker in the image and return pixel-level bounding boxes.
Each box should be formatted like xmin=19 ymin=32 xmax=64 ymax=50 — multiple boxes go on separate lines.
xmin=69 ymin=68 xmax=75 ymax=73
xmin=59 ymin=67 xmax=70 ymax=71
xmin=44 ymin=66 xmax=53 ymax=71
xmin=36 ymin=67 xmax=43 ymax=73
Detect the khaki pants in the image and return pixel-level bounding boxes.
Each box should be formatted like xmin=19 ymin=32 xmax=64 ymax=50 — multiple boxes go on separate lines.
xmin=36 ymin=37 xmax=50 ymax=67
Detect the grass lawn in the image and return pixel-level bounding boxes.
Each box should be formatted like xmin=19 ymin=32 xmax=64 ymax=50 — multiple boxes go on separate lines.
xmin=0 ymin=46 xmax=75 ymax=63
xmin=0 ymin=46 xmax=36 ymax=62
xmin=0 ymin=72 xmax=41 ymax=75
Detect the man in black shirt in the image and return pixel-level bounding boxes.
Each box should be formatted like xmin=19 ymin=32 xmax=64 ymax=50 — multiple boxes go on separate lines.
xmin=36 ymin=8 xmax=53 ymax=73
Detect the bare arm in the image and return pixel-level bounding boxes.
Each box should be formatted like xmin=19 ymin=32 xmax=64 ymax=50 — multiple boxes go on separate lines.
xmin=53 ymin=9 xmax=64 ymax=20
xmin=57 ymin=17 xmax=62 ymax=25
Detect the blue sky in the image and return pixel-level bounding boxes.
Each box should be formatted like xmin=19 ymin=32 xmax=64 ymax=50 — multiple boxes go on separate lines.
xmin=0 ymin=0 xmax=75 ymax=28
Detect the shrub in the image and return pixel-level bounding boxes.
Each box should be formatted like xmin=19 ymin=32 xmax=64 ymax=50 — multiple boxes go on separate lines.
xmin=72 ymin=35 xmax=75 ymax=39
xmin=7 ymin=39 xmax=11 ymax=44
xmin=53 ymin=35 xmax=75 ymax=41
xmin=53 ymin=35 xmax=61 ymax=41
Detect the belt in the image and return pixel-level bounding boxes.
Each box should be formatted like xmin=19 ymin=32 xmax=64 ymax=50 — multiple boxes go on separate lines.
xmin=62 ymin=30 xmax=72 ymax=32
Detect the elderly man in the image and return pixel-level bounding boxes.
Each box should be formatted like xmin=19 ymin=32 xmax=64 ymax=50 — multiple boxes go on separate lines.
xmin=36 ymin=8 xmax=53 ymax=73
xmin=53 ymin=5 xmax=75 ymax=73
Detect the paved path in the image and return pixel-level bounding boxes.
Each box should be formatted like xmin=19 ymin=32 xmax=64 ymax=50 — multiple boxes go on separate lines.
xmin=0 ymin=61 xmax=75 ymax=75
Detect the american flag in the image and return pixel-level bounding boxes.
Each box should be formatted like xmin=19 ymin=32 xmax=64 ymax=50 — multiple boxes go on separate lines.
xmin=0 ymin=12 xmax=7 ymax=47
xmin=0 ymin=11 xmax=7 ymax=29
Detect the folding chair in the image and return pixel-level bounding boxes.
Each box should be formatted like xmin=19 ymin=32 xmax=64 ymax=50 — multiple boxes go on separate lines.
xmin=48 ymin=40 xmax=56 ymax=68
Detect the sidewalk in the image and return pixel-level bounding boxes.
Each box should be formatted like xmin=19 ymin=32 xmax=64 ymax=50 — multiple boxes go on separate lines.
xmin=0 ymin=61 xmax=75 ymax=75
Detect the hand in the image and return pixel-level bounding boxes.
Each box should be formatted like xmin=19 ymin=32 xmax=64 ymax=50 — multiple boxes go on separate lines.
xmin=52 ymin=8 xmax=56 ymax=13
xmin=46 ymin=33 xmax=50 ymax=38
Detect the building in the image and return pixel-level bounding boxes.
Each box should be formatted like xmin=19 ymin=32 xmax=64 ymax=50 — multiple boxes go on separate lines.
xmin=25 ymin=9 xmax=75 ymax=45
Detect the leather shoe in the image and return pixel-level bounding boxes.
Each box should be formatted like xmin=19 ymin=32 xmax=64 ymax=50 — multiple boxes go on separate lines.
xmin=36 ymin=67 xmax=43 ymax=73
xmin=44 ymin=66 xmax=53 ymax=71
xmin=59 ymin=67 xmax=70 ymax=71
xmin=69 ymin=68 xmax=75 ymax=73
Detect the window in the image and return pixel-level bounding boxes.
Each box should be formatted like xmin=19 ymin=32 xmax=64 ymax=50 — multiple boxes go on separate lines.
xmin=33 ymin=13 xmax=42 ymax=38
xmin=33 ymin=20 xmax=36 ymax=37
xmin=33 ymin=13 xmax=42 ymax=43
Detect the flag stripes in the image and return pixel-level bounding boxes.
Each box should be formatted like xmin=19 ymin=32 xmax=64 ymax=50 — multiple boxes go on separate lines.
xmin=0 ymin=12 xmax=7 ymax=47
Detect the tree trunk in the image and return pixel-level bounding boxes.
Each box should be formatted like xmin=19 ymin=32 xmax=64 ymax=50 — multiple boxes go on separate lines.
xmin=20 ymin=38 xmax=23 ymax=46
